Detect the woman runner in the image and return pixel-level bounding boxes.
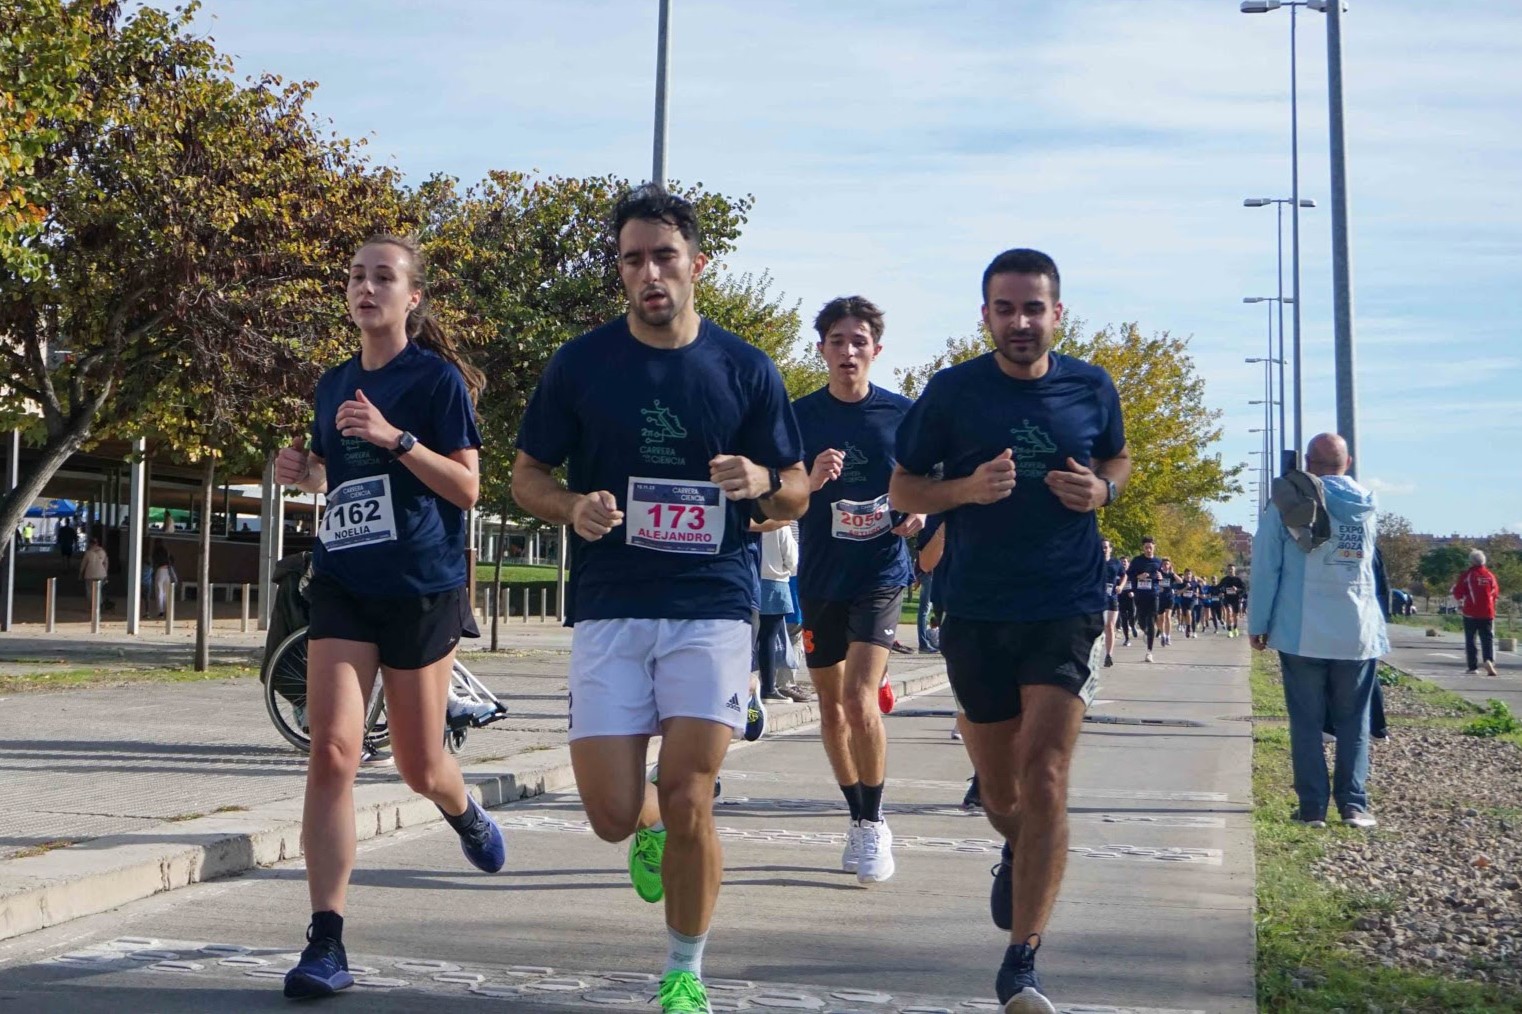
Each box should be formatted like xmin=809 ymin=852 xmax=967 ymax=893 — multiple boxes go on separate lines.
xmin=273 ymin=235 xmax=505 ymax=999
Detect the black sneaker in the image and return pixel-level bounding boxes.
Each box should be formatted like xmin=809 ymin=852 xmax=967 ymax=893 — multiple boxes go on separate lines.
xmin=1103 ymin=653 xmax=1113 ymax=668
xmin=990 ymin=840 xmax=1013 ymax=930
xmin=996 ymin=935 xmax=1055 ymax=1013
xmin=744 ymin=691 xmax=767 ymax=742
xmin=962 ymin=774 xmax=982 ymax=810
xmin=283 ymin=930 xmax=354 ymax=998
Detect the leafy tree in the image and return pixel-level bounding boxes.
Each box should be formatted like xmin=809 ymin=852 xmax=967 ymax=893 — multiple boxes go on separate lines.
xmin=1418 ymin=544 xmax=1471 ymax=597
xmin=895 ymin=318 xmax=1241 ymax=550
xmin=1145 ymin=504 xmax=1232 ymax=576
xmin=1376 ymin=513 xmax=1423 ymax=591
xmin=0 ymin=0 xmax=98 ymax=279
xmin=1478 ymin=533 xmax=1522 ymax=612
xmin=0 ymin=1 xmax=405 ymax=665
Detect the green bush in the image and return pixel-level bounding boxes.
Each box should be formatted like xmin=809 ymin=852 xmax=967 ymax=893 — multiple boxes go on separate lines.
xmin=1462 ymin=700 xmax=1522 ymax=738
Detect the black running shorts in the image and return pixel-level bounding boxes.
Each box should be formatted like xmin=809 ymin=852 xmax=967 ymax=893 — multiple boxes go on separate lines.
xmin=939 ymin=612 xmax=1104 ymax=724
xmin=307 ymin=573 xmax=479 ymax=670
xmin=801 ymin=587 xmax=906 ymax=669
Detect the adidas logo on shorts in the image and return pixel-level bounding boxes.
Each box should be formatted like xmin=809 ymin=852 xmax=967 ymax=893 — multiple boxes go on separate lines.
xmin=725 ymin=694 xmax=742 ymax=712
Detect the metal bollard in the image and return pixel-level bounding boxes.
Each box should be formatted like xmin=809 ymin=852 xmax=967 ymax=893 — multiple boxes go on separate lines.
xmin=165 ymin=585 xmax=175 ymax=634
xmin=539 ymin=587 xmax=547 ymax=621
xmin=241 ymin=583 xmax=251 ymax=633
xmin=90 ymin=580 xmax=102 ymax=634
xmin=521 ymin=587 xmax=529 ymax=623
xmin=44 ymin=578 xmax=56 ymax=633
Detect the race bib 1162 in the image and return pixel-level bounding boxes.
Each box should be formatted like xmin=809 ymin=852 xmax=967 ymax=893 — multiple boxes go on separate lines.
xmin=319 ymin=475 xmax=398 ymax=552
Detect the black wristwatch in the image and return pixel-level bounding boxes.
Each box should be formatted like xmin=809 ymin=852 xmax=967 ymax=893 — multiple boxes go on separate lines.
xmin=1101 ymin=477 xmax=1118 ymax=506
xmin=759 ymin=466 xmax=782 ymax=500
xmin=392 ymin=431 xmax=417 ymax=457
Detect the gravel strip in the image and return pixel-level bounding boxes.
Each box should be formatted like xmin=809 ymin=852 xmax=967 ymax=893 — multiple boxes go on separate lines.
xmin=1312 ymin=728 xmax=1522 ymax=990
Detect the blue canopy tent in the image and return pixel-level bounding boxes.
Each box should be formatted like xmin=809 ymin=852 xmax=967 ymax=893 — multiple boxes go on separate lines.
xmin=23 ymin=499 xmax=78 ymax=519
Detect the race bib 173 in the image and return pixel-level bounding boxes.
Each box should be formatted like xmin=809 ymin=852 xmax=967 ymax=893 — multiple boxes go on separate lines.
xmin=319 ymin=475 xmax=398 ymax=552
xmin=627 ymin=477 xmax=725 ymax=555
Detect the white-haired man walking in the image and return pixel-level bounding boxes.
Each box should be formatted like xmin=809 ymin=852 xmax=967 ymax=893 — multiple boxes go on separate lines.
xmin=1453 ymin=549 xmax=1501 ymax=677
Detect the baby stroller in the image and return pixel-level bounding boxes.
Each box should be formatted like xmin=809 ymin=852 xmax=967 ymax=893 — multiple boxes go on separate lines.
xmin=261 ymin=553 xmax=506 ymax=755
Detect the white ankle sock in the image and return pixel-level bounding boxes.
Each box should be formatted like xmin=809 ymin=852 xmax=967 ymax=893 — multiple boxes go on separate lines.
xmin=666 ymin=926 xmax=707 ymax=977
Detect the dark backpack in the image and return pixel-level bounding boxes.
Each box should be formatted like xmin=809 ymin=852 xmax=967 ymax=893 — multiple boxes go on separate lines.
xmin=1270 ymin=470 xmax=1331 ymax=552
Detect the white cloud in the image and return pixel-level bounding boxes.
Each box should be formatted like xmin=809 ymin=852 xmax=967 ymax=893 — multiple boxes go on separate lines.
xmin=1366 ymin=477 xmax=1417 ymax=497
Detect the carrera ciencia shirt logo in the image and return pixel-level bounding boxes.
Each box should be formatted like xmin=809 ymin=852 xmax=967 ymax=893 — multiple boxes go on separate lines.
xmin=838 ymin=441 xmax=870 ymax=485
xmin=639 ymin=400 xmax=688 ymax=467
xmin=1009 ymin=419 xmax=1058 ymax=480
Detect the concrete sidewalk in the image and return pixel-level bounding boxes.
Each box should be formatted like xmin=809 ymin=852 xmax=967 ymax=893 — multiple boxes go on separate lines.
xmin=1382 ymin=622 xmax=1522 ymax=713
xmin=0 ymin=625 xmax=1258 ymax=1012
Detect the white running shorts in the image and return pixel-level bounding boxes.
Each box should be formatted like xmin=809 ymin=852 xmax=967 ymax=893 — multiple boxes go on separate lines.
xmin=568 ymin=618 xmax=753 ymax=741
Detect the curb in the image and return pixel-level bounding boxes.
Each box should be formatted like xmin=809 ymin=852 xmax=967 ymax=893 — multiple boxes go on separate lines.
xmin=0 ymin=667 xmax=947 ymax=943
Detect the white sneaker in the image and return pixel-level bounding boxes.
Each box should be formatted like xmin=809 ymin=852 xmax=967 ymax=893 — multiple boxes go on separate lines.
xmin=855 ymin=818 xmax=895 ymax=884
xmin=841 ymin=820 xmax=863 ymax=873
xmin=447 ymin=694 xmax=498 ymax=725
xmin=1144 ymin=652 xmax=1154 ymax=663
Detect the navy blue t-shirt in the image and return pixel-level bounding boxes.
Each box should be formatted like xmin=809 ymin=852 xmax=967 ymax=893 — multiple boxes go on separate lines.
xmin=310 ymin=343 xmax=481 ymax=597
xmin=515 ymin=317 xmax=803 ymax=623
xmin=896 ymin=352 xmax=1125 ymax=622
xmin=1103 ymin=557 xmax=1126 ymax=599
xmin=793 ymin=384 xmax=914 ymax=600
xmin=1126 ymin=555 xmax=1165 ymax=601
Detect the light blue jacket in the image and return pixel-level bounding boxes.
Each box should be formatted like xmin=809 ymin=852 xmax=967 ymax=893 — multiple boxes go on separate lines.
xmin=1247 ymin=475 xmax=1390 ymax=661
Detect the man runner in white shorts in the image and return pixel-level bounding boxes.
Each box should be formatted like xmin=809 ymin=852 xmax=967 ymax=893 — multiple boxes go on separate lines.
xmin=512 ymin=185 xmax=807 ymax=1014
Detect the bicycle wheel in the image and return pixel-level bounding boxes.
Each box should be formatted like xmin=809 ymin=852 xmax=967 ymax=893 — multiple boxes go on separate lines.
xmin=264 ymin=628 xmax=313 ymax=752
xmin=263 ymin=628 xmax=392 ymax=753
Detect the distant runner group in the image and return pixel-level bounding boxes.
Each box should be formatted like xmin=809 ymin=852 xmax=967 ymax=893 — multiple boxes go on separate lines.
xmin=271 ymin=184 xmax=1273 ymax=1014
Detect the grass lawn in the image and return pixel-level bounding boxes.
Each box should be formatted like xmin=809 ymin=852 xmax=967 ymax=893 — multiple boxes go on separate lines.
xmin=1249 ymin=651 xmax=1519 ymax=1011
xmin=0 ymin=662 xmax=258 ymax=695
xmin=475 ymin=563 xmax=561 ymax=584
xmin=1391 ymin=612 xmax=1522 ymax=639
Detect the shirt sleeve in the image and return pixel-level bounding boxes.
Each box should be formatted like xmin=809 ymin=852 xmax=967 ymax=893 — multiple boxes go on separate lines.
xmin=736 ymin=357 xmax=804 ymax=468
xmin=309 ymin=374 xmax=328 ymax=459
xmin=1093 ymin=371 xmax=1126 ymax=461
xmin=1247 ymin=506 xmax=1285 ymax=636
xmin=430 ymin=367 xmax=482 ymax=455
xmin=895 ymin=376 xmax=946 ymax=476
xmin=515 ymin=350 xmax=576 ymax=467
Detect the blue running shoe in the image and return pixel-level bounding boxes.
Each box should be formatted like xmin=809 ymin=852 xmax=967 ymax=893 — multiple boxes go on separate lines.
xmin=743 ymin=691 xmax=767 ymax=742
xmin=282 ymin=931 xmax=353 ymax=999
xmin=996 ymin=936 xmax=1055 ymax=1013
xmin=456 ymin=797 xmax=506 ymax=873
xmin=990 ymin=840 xmax=1013 ymax=930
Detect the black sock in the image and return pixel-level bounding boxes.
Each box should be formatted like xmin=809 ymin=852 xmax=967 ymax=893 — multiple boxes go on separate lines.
xmin=840 ymin=783 xmax=863 ymax=822
xmin=439 ymin=799 xmax=481 ymax=834
xmin=311 ymin=910 xmax=343 ymax=943
xmin=860 ymin=782 xmax=884 ymax=823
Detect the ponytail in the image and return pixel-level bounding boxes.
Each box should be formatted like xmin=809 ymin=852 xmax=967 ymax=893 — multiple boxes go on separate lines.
xmin=359 ymin=233 xmax=486 ymax=404
xmin=409 ymin=303 xmax=487 ymax=404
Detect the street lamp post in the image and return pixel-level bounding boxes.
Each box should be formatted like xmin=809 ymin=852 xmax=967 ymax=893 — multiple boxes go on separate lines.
xmin=1243 ymin=200 xmax=1313 ymax=471
xmin=1241 ymin=0 xmax=1337 ymax=468
xmin=652 ymin=0 xmax=672 ymax=186
xmin=1243 ymin=295 xmax=1294 ymax=460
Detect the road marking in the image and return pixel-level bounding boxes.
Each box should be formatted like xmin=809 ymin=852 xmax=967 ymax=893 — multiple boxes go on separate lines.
xmin=722 ymin=770 xmax=1231 ymax=802
xmin=43 ymin=937 xmax=1209 ymax=1013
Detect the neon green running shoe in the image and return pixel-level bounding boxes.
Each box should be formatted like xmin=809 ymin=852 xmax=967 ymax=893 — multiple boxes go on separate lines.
xmin=628 ymin=826 xmax=666 ymax=903
xmin=657 ymin=970 xmax=710 ymax=1013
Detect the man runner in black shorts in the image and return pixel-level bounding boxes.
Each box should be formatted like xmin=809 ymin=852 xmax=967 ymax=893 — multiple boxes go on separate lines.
xmin=891 ymin=248 xmax=1130 ymax=1013
xmin=1218 ymin=564 xmax=1246 ymax=637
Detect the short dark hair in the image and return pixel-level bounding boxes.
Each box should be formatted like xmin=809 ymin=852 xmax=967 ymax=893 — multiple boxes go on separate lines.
xmin=1141 ymin=535 xmax=1155 ymax=544
xmin=613 ymin=183 xmax=702 ymax=252
xmin=813 ymin=296 xmax=885 ymax=342
xmin=981 ymin=248 xmax=1060 ymax=302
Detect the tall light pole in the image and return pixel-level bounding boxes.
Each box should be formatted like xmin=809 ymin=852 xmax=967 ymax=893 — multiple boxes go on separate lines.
xmin=1243 ymin=199 xmax=1314 ymax=470
xmin=652 ymin=0 xmax=672 ymax=186
xmin=1325 ymin=0 xmax=1358 ymax=476
xmin=1243 ymin=295 xmax=1294 ymax=458
xmin=1241 ymin=0 xmax=1332 ymax=467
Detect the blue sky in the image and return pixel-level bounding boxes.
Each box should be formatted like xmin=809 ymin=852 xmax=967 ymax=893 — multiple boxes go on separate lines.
xmin=190 ymin=0 xmax=1521 ymax=537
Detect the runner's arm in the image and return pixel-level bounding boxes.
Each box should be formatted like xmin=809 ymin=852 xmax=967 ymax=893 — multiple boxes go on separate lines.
xmin=888 ymin=465 xmax=978 ymax=514
xmin=290 ymin=454 xmax=327 ymax=495
xmin=511 ymin=450 xmax=584 ymax=525
xmin=399 ymin=445 xmax=479 ymax=512
xmin=755 ymin=462 xmax=809 ymax=522
xmin=917 ymin=524 xmax=946 ymax=572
